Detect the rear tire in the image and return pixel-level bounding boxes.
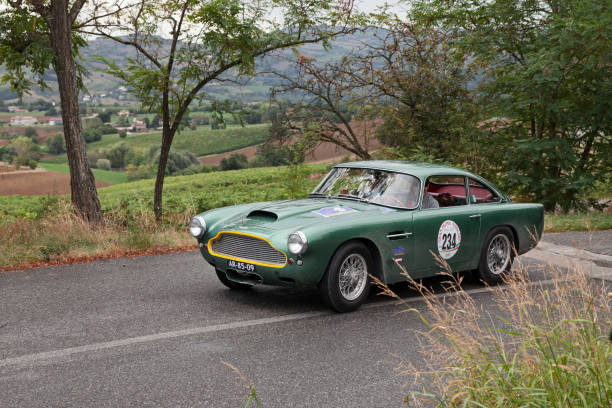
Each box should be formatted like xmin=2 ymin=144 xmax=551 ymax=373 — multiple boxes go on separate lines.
xmin=477 ymin=227 xmax=515 ymax=285
xmin=215 ymin=269 xmax=253 ymax=290
xmin=320 ymin=242 xmax=373 ymax=312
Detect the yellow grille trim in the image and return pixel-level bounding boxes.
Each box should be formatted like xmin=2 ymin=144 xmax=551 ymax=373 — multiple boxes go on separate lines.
xmin=207 ymin=230 xmax=287 ymax=268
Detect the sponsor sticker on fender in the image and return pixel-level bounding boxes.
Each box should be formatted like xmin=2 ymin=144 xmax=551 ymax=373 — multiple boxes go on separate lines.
xmin=437 ymin=220 xmax=461 ymax=259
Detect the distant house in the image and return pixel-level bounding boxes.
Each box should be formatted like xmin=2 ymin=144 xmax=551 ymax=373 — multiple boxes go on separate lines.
xmin=47 ymin=117 xmax=63 ymax=126
xmin=10 ymin=116 xmax=38 ymax=126
xmin=8 ymin=106 xmax=28 ymax=113
xmin=132 ymin=118 xmax=147 ymax=132
xmin=118 ymin=109 xmax=130 ymax=117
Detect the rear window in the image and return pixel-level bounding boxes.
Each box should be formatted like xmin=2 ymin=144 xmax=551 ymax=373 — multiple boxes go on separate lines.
xmin=468 ymin=178 xmax=501 ymax=203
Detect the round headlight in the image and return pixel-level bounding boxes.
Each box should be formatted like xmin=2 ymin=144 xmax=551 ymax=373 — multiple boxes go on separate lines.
xmin=189 ymin=216 xmax=206 ymax=238
xmin=287 ymin=231 xmax=308 ymax=255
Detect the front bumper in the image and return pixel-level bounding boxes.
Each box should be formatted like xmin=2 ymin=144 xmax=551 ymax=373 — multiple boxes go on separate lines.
xmin=198 ymin=239 xmax=323 ymax=287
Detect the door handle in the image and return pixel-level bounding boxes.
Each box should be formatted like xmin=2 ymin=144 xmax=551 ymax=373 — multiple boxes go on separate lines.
xmin=386 ymin=232 xmax=412 ymax=239
xmin=469 ymin=214 xmax=481 ymax=218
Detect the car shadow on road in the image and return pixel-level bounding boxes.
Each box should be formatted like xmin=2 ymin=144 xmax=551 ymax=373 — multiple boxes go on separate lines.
xmin=206 ymin=260 xmax=556 ymax=313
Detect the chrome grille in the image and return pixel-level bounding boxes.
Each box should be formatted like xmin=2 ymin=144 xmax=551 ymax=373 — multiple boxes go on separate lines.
xmin=210 ymin=233 xmax=286 ymax=266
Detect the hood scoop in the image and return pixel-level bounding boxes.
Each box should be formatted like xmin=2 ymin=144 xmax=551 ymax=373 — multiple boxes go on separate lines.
xmin=246 ymin=210 xmax=278 ymax=221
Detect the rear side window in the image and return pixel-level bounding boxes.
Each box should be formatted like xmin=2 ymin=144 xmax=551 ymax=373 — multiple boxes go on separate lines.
xmin=468 ymin=178 xmax=501 ymax=204
xmin=424 ymin=176 xmax=467 ymax=208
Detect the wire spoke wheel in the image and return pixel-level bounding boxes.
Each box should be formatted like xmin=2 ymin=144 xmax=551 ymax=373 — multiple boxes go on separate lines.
xmin=338 ymin=253 xmax=368 ymax=301
xmin=486 ymin=233 xmax=511 ymax=275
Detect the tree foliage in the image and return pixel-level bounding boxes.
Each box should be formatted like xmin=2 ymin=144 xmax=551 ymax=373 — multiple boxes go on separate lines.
xmin=89 ymin=0 xmax=360 ymax=220
xmin=0 ymin=0 xmax=103 ymax=223
xmin=416 ymin=0 xmax=612 ymax=210
xmin=269 ymin=13 xmax=479 ymax=165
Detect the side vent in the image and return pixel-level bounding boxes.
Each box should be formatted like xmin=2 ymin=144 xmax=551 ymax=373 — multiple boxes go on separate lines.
xmin=247 ymin=210 xmax=278 ymax=221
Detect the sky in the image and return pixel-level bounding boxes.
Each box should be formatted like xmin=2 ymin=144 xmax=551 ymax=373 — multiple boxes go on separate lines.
xmin=356 ymin=0 xmax=407 ymax=13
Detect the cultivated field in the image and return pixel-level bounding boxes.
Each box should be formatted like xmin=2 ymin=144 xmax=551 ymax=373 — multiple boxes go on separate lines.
xmin=0 ymin=165 xmax=110 ymax=196
xmin=41 ymin=124 xmax=269 ymax=164
xmin=199 ymin=127 xmax=382 ymax=165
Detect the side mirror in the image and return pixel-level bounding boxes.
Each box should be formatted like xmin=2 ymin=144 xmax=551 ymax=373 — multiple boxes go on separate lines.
xmin=470 ymin=194 xmax=477 ymax=204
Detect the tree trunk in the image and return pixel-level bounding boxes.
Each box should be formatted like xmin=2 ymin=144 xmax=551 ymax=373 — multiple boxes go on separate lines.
xmin=50 ymin=1 xmax=103 ymax=224
xmin=153 ymin=127 xmax=172 ymax=221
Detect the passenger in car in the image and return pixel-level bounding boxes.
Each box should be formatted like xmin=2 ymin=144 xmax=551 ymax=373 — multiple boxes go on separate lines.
xmin=422 ymin=183 xmax=440 ymax=209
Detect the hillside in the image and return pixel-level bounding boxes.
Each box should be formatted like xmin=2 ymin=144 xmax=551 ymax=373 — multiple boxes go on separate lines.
xmin=3 ymin=30 xmax=378 ymax=104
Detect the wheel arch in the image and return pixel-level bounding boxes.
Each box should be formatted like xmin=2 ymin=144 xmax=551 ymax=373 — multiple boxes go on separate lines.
xmin=319 ymin=237 xmax=384 ymax=285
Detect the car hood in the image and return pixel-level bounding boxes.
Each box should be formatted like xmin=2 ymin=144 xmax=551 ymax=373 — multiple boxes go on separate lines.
xmin=212 ymin=198 xmax=396 ymax=234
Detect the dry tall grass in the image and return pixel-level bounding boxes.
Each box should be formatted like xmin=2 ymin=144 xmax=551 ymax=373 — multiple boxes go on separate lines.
xmin=0 ymin=201 xmax=195 ymax=269
xmin=375 ymin=257 xmax=612 ymax=407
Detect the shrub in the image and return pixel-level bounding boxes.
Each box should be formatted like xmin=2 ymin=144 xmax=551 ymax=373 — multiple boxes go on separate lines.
xmin=45 ymin=134 xmax=66 ymax=154
xmin=104 ymin=142 xmax=132 ymax=168
xmin=119 ymin=130 xmax=127 ymax=139
xmin=125 ymin=163 xmax=155 ymax=181
xmin=251 ymin=143 xmax=292 ymax=167
xmin=98 ymin=124 xmax=117 ymax=135
xmin=96 ymin=158 xmax=111 ymax=171
xmin=24 ymin=127 xmax=38 ymax=143
xmin=83 ymin=127 xmax=102 ymax=143
xmin=220 ymin=153 xmax=248 ymax=170
xmin=98 ymin=110 xmax=112 ymax=123
xmin=12 ymin=136 xmax=42 ymax=167
xmin=150 ymin=148 xmax=201 ymax=175
xmin=381 ymin=260 xmax=612 ymax=407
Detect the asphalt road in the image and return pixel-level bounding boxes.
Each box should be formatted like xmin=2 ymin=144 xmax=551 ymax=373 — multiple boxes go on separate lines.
xmin=0 ymin=232 xmax=607 ymax=407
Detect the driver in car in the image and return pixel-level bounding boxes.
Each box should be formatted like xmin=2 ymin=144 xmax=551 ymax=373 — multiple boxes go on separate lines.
xmin=422 ymin=182 xmax=440 ymax=209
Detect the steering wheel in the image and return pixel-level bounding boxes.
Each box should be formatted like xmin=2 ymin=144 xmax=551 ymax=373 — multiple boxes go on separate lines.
xmin=384 ymin=194 xmax=407 ymax=207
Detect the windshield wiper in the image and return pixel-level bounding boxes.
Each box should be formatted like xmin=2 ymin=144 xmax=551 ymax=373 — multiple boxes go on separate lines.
xmin=308 ymin=192 xmax=329 ymax=198
xmin=335 ymin=194 xmax=370 ymax=203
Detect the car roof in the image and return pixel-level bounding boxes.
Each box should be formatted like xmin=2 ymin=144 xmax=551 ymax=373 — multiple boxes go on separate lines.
xmin=335 ymin=160 xmax=473 ymax=179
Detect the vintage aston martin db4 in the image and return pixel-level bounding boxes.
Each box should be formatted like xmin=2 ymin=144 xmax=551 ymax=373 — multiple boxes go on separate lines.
xmin=189 ymin=161 xmax=543 ymax=312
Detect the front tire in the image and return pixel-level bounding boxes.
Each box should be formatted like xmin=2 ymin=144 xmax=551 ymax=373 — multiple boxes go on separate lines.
xmin=320 ymin=242 xmax=373 ymax=312
xmin=477 ymin=227 xmax=515 ymax=285
xmin=215 ymin=269 xmax=253 ymax=290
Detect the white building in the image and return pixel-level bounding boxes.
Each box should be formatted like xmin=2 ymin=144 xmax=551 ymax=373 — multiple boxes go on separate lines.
xmin=132 ymin=118 xmax=147 ymax=132
xmin=10 ymin=116 xmax=38 ymax=126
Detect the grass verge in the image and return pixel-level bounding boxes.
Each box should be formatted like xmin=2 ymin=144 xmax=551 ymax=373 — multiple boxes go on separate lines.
xmin=545 ymin=211 xmax=612 ymax=232
xmin=377 ymin=259 xmax=612 ymax=407
xmin=0 ymin=164 xmax=329 ymax=270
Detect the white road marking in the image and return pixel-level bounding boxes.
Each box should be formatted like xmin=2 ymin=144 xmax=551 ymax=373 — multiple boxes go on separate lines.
xmin=0 ymin=278 xmax=564 ymax=369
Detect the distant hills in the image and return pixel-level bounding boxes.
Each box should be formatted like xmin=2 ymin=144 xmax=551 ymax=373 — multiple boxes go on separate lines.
xmin=2 ymin=30 xmax=378 ymax=105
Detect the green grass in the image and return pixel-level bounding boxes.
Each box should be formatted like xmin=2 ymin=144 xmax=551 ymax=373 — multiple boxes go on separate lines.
xmin=40 ymin=162 xmax=127 ymax=184
xmin=545 ymin=211 xmax=612 ymax=232
xmin=41 ymin=123 xmax=269 ymax=164
xmin=0 ymin=164 xmax=331 ymax=225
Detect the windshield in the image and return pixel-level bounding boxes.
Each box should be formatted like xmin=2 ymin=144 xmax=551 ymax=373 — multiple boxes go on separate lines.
xmin=311 ymin=167 xmax=421 ymax=209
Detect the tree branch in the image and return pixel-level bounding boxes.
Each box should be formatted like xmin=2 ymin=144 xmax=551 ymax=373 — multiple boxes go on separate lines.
xmin=69 ymin=0 xmax=87 ymax=24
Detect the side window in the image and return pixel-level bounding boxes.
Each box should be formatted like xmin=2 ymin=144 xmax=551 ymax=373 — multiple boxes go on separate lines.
xmin=423 ymin=176 xmax=467 ymax=209
xmin=468 ymin=178 xmax=501 ymax=204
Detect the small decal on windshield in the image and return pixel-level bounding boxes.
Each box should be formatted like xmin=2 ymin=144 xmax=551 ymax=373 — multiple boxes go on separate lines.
xmin=313 ymin=206 xmax=357 ymax=217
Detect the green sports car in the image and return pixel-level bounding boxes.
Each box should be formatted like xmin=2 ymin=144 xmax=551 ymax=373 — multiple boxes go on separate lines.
xmin=189 ymin=161 xmax=544 ymax=312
